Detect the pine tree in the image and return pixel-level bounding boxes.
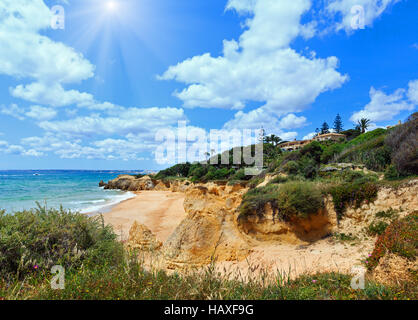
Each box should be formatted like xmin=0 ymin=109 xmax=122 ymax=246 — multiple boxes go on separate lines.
xmin=333 ymin=114 xmax=343 ymax=133
xmin=320 ymin=122 xmax=330 ymax=134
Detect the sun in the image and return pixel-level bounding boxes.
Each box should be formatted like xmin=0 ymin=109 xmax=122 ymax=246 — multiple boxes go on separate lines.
xmin=105 ymin=1 xmax=118 ymax=12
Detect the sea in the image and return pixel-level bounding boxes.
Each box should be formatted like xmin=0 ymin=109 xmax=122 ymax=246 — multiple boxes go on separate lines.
xmin=0 ymin=170 xmax=142 ymax=214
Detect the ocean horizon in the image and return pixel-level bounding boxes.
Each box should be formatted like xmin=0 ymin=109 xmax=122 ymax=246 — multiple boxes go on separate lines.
xmin=0 ymin=170 xmax=142 ymax=214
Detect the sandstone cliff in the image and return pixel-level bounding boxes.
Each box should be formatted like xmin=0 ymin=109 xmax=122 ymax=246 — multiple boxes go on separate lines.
xmin=115 ymin=175 xmax=417 ymax=275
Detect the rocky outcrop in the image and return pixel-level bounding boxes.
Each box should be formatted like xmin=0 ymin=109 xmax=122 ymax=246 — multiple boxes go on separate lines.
xmin=329 ymin=179 xmax=418 ymax=237
xmin=236 ymin=179 xmax=418 ymax=243
xmin=102 ymin=175 xmax=157 ymax=191
xmin=127 ymin=221 xmax=162 ymax=251
xmin=162 ymin=183 xmax=251 ymax=269
xmin=238 ymin=203 xmax=335 ymax=244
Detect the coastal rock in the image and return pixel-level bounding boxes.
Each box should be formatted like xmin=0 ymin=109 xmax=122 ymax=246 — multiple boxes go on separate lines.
xmin=238 ymin=202 xmax=335 ymax=244
xmin=163 ymin=184 xmax=251 ymax=269
xmin=103 ymin=175 xmax=157 ymax=191
xmin=127 ymin=221 xmax=162 ymax=251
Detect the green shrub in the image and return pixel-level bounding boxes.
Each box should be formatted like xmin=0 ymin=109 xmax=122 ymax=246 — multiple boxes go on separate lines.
xmin=328 ymin=181 xmax=378 ymax=220
xmin=269 ymin=175 xmax=289 ymax=184
xmin=375 ymin=208 xmax=398 ymax=219
xmin=239 ymin=184 xmax=280 ymax=219
xmin=229 ymin=169 xmax=252 ymax=182
xmin=275 ymin=182 xmax=324 ymax=221
xmin=283 ymin=160 xmax=299 ymax=175
xmin=0 ymin=205 xmax=123 ymax=279
xmin=298 ymin=156 xmax=318 ymax=179
xmin=367 ymin=221 xmax=390 ymax=236
xmin=384 ymin=165 xmax=399 ymax=180
xmin=320 ymin=143 xmax=345 ymax=163
xmin=336 ymin=129 xmax=391 ymax=171
xmin=300 ymin=141 xmax=323 ymax=163
xmin=345 ymin=128 xmax=387 ymax=148
xmin=239 ymin=182 xmax=323 ymax=222
xmin=333 ymin=233 xmax=357 ymax=241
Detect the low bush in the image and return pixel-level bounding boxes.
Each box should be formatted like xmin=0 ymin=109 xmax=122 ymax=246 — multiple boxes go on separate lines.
xmin=0 ymin=205 xmax=123 ymax=280
xmin=375 ymin=208 xmax=398 ymax=219
xmin=367 ymin=221 xmax=390 ymax=236
xmin=282 ymin=161 xmax=299 ymax=175
xmin=384 ymin=164 xmax=399 ymax=180
xmin=385 ymin=112 xmax=418 ymax=176
xmin=367 ymin=212 xmax=417 ymax=271
xmin=239 ymin=182 xmax=323 ymax=222
xmin=328 ymin=181 xmax=378 ymax=220
xmin=239 ymin=184 xmax=280 ymax=219
xmin=275 ymin=182 xmax=324 ymax=221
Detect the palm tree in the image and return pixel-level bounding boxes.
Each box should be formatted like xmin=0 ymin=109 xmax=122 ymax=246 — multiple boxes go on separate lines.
xmin=265 ymin=136 xmax=272 ymax=144
xmin=357 ymin=118 xmax=371 ymax=133
xmin=270 ymin=134 xmax=282 ymax=146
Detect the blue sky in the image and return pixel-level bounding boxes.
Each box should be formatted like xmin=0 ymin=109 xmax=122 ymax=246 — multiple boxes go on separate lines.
xmin=0 ymin=0 xmax=417 ymax=170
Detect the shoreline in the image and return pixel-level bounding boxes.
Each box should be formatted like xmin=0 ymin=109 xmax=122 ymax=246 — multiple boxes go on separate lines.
xmin=90 ymin=190 xmax=186 ymax=242
xmin=83 ymin=190 xmax=137 ymax=215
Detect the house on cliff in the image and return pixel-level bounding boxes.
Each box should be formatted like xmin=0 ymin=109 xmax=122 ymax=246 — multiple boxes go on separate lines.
xmin=280 ymin=133 xmax=346 ymax=151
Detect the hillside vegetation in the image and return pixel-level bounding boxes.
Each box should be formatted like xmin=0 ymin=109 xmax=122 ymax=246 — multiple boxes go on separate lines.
xmin=157 ymin=113 xmax=417 ymax=223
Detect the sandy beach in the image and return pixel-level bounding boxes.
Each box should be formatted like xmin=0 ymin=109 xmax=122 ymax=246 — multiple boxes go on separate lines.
xmin=100 ymin=191 xmax=186 ymax=242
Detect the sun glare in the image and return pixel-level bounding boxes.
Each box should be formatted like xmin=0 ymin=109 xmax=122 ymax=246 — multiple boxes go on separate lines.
xmin=106 ymin=1 xmax=118 ymax=12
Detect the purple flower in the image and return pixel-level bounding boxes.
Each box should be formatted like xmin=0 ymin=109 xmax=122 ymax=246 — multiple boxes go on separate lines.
xmin=34 ymin=265 xmax=39 ymax=270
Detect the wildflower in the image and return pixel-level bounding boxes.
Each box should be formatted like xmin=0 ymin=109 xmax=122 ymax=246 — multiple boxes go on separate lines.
xmin=34 ymin=265 xmax=39 ymax=270
xmin=312 ymin=280 xmax=317 ymax=283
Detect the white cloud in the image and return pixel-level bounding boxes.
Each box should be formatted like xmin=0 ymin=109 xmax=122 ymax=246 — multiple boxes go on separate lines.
xmin=278 ymin=114 xmax=307 ymax=130
xmin=26 ymin=105 xmax=57 ymax=121
xmin=11 ymin=82 xmax=92 ymax=108
xmin=350 ymin=86 xmax=414 ymax=123
xmin=0 ymin=104 xmax=26 ymax=120
xmin=37 ymin=107 xmax=186 ymax=139
xmin=0 ymin=139 xmax=42 ymax=156
xmin=226 ymin=0 xmax=257 ymax=14
xmin=407 ymin=80 xmax=418 ymax=105
xmin=0 ymin=0 xmax=112 ymax=111
xmin=0 ymin=0 xmax=94 ymax=84
xmin=303 ymin=132 xmax=316 ymax=140
xmin=326 ymin=0 xmax=401 ymax=32
xmin=160 ymin=0 xmax=347 ymax=114
xmin=222 ymin=108 xmax=299 ymax=141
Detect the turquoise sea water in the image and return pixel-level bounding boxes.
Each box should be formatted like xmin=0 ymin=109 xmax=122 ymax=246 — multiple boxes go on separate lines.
xmin=0 ymin=170 xmax=140 ymax=214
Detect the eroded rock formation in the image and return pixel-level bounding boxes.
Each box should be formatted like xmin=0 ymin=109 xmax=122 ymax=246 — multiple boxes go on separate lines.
xmin=103 ymin=175 xmax=157 ymax=191
xmin=127 ymin=221 xmax=162 ymax=251
xmin=162 ymin=183 xmax=251 ymax=269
